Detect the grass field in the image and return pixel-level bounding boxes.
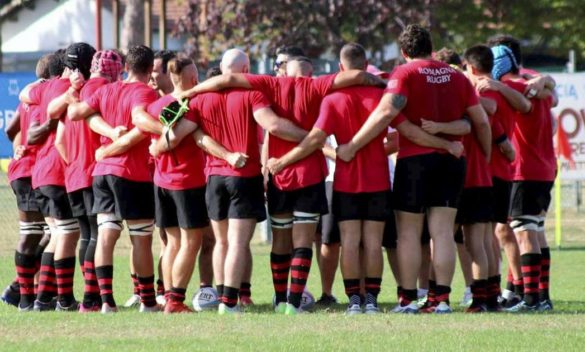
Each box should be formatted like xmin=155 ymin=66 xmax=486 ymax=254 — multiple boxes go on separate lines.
xmin=1 ymin=176 xmax=585 ymax=351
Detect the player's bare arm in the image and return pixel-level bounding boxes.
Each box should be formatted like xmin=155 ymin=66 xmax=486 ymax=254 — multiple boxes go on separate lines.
xmin=466 ymin=104 xmax=492 ymax=161
xmin=18 ymin=79 xmax=44 ymax=104
xmin=497 ymin=137 xmax=515 ymax=162
xmin=420 ymin=118 xmax=471 ymax=136
xmin=180 ymin=73 xmax=253 ymax=99
xmin=67 ymin=101 xmax=96 ymax=121
xmin=193 ymin=128 xmax=248 ymax=169
xmin=254 ymin=107 xmax=308 ymax=142
xmin=322 ymin=142 xmax=336 ymax=160
xmin=476 ymin=78 xmax=531 ymax=113
xmin=86 ymin=114 xmax=127 ymax=141
xmin=267 ymin=128 xmax=327 ymax=174
xmin=27 ymin=118 xmax=58 ymax=145
xmin=48 ymin=87 xmax=79 ymax=120
xmin=132 ymin=106 xmax=163 ymax=135
xmin=337 ymin=92 xmax=405 ymax=162
xmin=54 ymin=120 xmax=69 ymax=164
xmin=479 ymin=97 xmax=497 ymax=116
xmin=6 ymin=109 xmax=20 ymax=142
xmin=151 ymin=117 xmax=198 ymax=156
xmin=331 ymin=70 xmax=386 ymax=90
xmin=95 ymin=127 xmax=147 ymax=161
xmin=396 ymin=119 xmax=464 ymax=158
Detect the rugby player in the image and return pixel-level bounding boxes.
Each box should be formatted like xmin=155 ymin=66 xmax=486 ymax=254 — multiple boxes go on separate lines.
xmin=336 ymin=25 xmax=491 ymax=314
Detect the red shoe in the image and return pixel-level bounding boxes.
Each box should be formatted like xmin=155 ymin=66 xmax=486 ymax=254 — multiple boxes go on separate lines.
xmin=465 ymin=303 xmax=487 ymax=313
xmin=240 ymin=296 xmax=254 ymax=307
xmin=79 ymin=303 xmax=101 ymax=313
xmin=419 ymin=300 xmax=438 ymax=313
xmin=164 ymin=301 xmax=193 ymax=314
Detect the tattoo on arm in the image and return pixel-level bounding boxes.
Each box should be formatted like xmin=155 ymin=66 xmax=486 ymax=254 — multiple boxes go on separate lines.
xmin=363 ymin=72 xmax=387 ymax=88
xmin=391 ymin=94 xmax=406 ymax=111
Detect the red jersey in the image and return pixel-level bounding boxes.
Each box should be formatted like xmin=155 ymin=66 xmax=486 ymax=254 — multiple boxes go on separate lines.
xmin=315 ymin=86 xmax=390 ymax=193
xmin=30 ymin=78 xmax=71 ymax=189
xmin=507 ymin=78 xmax=556 ymax=181
xmin=489 ymin=81 xmax=526 ymax=181
xmin=385 ymin=59 xmax=479 ymax=159
xmin=63 ymin=77 xmax=109 ymax=192
xmin=190 ymin=89 xmax=270 ymax=178
xmin=245 ymin=74 xmax=336 ymax=190
xmin=85 ymin=81 xmax=158 ymax=182
xmin=148 ymin=94 xmax=206 ymax=190
xmin=8 ymin=103 xmax=39 ymax=182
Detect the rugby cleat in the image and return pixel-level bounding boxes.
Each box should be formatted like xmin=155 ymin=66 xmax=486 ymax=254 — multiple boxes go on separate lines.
xmin=100 ymin=303 xmax=118 ymax=314
xmin=274 ymin=302 xmax=287 ymax=314
xmin=284 ymin=303 xmax=304 ymax=316
xmin=78 ymin=302 xmax=101 ymax=313
xmin=239 ymin=296 xmax=254 ymax=307
xmin=538 ymin=299 xmax=554 ymax=311
xmin=55 ymin=300 xmax=79 ymax=312
xmin=164 ymin=301 xmax=193 ymax=314
xmin=505 ymin=300 xmax=539 ymax=313
xmin=391 ymin=302 xmax=419 ymax=314
xmin=139 ymin=303 xmax=163 ymax=313
xmin=33 ymin=299 xmax=56 ymax=312
xmin=316 ymin=294 xmax=338 ymax=307
xmin=364 ymin=303 xmax=380 ymax=315
xmin=434 ymin=302 xmax=453 ymax=314
xmin=1 ymin=285 xmax=20 ymax=307
xmin=218 ymin=303 xmax=241 ymax=315
xmin=345 ymin=304 xmax=363 ymax=316
xmin=123 ymin=294 xmax=141 ymax=308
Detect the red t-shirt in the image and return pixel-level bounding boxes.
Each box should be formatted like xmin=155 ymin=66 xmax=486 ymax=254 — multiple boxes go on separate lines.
xmin=315 ymin=86 xmax=390 ymax=193
xmin=63 ymin=77 xmax=109 ymax=192
xmin=85 ymin=81 xmax=158 ymax=182
xmin=190 ymin=89 xmax=270 ymax=178
xmin=488 ymin=81 xmax=526 ymax=181
xmin=245 ymin=74 xmax=335 ymax=190
xmin=30 ymin=78 xmax=71 ymax=189
xmin=507 ymin=78 xmax=556 ymax=181
xmin=385 ymin=59 xmax=479 ymax=159
xmin=148 ymin=94 xmax=206 ymax=190
xmin=8 ymin=103 xmax=39 ymax=182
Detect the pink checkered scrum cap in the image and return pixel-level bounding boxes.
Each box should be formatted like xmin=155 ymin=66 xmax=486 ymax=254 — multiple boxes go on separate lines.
xmin=91 ymin=50 xmax=124 ymax=81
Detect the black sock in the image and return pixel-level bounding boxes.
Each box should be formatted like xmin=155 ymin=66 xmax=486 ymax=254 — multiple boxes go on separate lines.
xmin=15 ymin=251 xmax=36 ymax=307
xmin=222 ymin=286 xmax=239 ymax=308
xmin=435 ymin=285 xmax=451 ymax=305
xmin=216 ymin=284 xmax=224 ymax=298
xmin=77 ymin=216 xmax=91 ymax=272
xmin=138 ymin=275 xmax=156 ymax=307
xmin=170 ymin=287 xmax=186 ymax=303
xmin=539 ymin=247 xmax=551 ymax=301
xmin=239 ymin=282 xmax=251 ymax=298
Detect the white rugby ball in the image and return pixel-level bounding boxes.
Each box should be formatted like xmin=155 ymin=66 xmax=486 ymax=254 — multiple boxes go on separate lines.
xmin=272 ymin=289 xmax=316 ymax=311
xmin=192 ymin=287 xmax=220 ymax=312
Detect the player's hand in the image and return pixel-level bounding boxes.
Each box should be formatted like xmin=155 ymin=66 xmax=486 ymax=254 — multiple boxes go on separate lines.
xmin=226 ymin=152 xmax=249 ymax=169
xmin=266 ymin=158 xmax=285 ymax=175
xmin=13 ymin=145 xmax=25 ymax=160
xmin=475 ymin=77 xmax=501 ymax=92
xmin=336 ymin=143 xmax=356 ymax=162
xmin=69 ymin=70 xmax=86 ymax=91
xmin=421 ymin=119 xmax=441 ymax=135
xmin=149 ymin=139 xmax=160 ymax=158
xmin=95 ymin=146 xmax=106 ymax=161
xmin=524 ymin=77 xmax=545 ymax=98
xmin=447 ymin=141 xmax=464 ymax=159
xmin=110 ymin=126 xmax=128 ymax=141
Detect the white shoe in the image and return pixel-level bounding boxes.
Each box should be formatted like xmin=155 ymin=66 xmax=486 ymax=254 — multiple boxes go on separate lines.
xmin=460 ymin=287 xmax=472 ymax=307
xmin=156 ymin=294 xmax=167 ymax=306
xmin=345 ymin=304 xmax=362 ymax=316
xmin=139 ymin=303 xmax=162 ymax=313
xmin=123 ymin=294 xmax=141 ymax=308
xmin=391 ymin=302 xmax=419 ymax=314
xmin=218 ymin=302 xmax=241 ymax=315
xmin=364 ymin=303 xmax=380 ymax=315
xmin=435 ymin=302 xmax=453 ymax=314
xmin=101 ymin=303 xmax=118 ymax=314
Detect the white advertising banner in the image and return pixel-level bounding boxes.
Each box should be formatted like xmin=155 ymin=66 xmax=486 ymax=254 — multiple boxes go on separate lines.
xmin=552 ymin=73 xmax=585 ymax=180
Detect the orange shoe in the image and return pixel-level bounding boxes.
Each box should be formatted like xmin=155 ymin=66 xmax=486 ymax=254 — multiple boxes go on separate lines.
xmin=164 ymin=301 xmax=193 ymax=314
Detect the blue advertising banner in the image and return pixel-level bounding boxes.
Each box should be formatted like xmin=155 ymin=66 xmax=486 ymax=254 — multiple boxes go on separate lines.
xmin=0 ymin=73 xmax=37 ymax=158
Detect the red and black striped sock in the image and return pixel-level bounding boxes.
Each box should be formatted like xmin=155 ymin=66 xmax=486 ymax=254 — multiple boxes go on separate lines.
xmin=402 ymin=289 xmax=418 ymax=306
xmin=270 ymin=252 xmax=291 ymax=304
xmin=83 ymin=261 xmax=100 ymax=306
xmin=365 ymin=277 xmax=382 ymax=306
xmin=435 ymin=285 xmax=451 ymax=305
xmin=222 ymin=286 xmax=239 ymax=308
xmin=470 ymin=279 xmax=487 ymax=306
xmin=396 ymin=286 xmax=403 ymax=301
xmin=426 ymin=280 xmax=437 ymax=306
xmin=288 ymin=247 xmax=312 ymax=308
xmin=170 ymin=287 xmax=186 ymax=303
xmin=487 ymin=276 xmax=501 ymax=307
xmin=36 ymin=252 xmax=57 ymax=303
xmin=15 ymin=251 xmax=36 ymax=307
xmin=520 ymin=253 xmax=541 ymax=306
xmin=343 ymin=278 xmax=361 ymax=300
xmin=156 ymin=279 xmax=165 ymax=296
xmin=96 ymin=265 xmax=115 ymax=307
xmin=138 ymin=275 xmax=157 ymax=307
xmin=216 ymin=284 xmax=224 ymax=298
xmin=239 ymin=282 xmax=251 ymax=299
xmin=131 ymin=273 xmax=140 ymax=295
xmin=513 ymin=278 xmax=524 ymax=298
xmin=539 ymin=247 xmax=551 ymax=301
xmin=55 ymin=256 xmax=77 ymax=306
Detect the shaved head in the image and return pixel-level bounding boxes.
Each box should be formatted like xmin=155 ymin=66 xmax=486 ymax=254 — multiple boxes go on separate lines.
xmin=286 ymin=56 xmax=313 ymax=78
xmin=220 ymin=48 xmax=250 ymax=74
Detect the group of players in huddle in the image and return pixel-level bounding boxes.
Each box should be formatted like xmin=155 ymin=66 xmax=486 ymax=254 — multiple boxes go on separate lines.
xmin=0 ymin=24 xmax=557 ymax=315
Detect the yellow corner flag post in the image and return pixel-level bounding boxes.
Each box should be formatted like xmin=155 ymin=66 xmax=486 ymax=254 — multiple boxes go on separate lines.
xmin=554 ymin=159 xmax=562 ymax=249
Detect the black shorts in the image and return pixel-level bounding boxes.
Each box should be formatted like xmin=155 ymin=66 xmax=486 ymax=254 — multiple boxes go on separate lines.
xmin=267 ymin=178 xmax=328 ymax=216
xmin=510 ymin=181 xmax=554 ymax=217
xmin=492 ymin=177 xmax=512 ymax=224
xmin=393 ymin=153 xmax=466 ymax=213
xmin=456 ymin=187 xmax=494 ymax=225
xmin=68 ymin=187 xmax=95 ymax=218
xmin=92 ymin=175 xmax=154 ymax=220
xmin=332 ymin=190 xmax=390 ymax=222
xmin=11 ymin=177 xmax=40 ymax=212
xmin=206 ymin=175 xmax=266 ymax=222
xmin=35 ymin=185 xmax=73 ymax=219
xmin=383 ymin=211 xmax=431 ymax=249
xmin=316 ymin=182 xmax=340 ymax=245
xmin=155 ymin=185 xmax=209 ymax=229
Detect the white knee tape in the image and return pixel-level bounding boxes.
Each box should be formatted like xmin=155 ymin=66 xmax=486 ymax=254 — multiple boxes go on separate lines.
xmin=43 ymin=224 xmax=51 ymax=236
xmin=293 ymin=211 xmax=320 ymax=224
xmin=97 ymin=213 xmax=123 ymax=231
xmin=270 ymin=216 xmax=293 ymax=229
xmin=55 ymin=218 xmax=80 ymax=235
xmin=510 ymin=215 xmax=539 ymax=233
xmin=19 ymin=221 xmax=44 ymax=236
xmin=128 ymin=222 xmax=154 ymax=236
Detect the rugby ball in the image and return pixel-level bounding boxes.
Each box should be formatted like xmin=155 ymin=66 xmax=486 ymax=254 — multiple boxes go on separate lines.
xmin=272 ymin=289 xmax=316 ymax=311
xmin=192 ymin=287 xmax=220 ymax=312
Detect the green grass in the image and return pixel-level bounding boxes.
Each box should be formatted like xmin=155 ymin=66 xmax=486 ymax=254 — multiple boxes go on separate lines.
xmin=1 ymin=244 xmax=585 ymax=351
